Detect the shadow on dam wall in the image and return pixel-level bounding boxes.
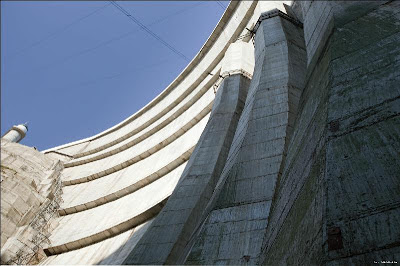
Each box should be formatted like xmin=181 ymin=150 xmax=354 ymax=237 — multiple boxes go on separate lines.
xmin=260 ymin=1 xmax=400 ymax=265
xmin=95 ymin=220 xmax=153 ymax=265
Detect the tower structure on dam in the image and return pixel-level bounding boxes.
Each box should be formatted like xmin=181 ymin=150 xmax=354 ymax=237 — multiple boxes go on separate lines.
xmin=1 ymin=1 xmax=400 ymax=265
xmin=1 ymin=124 xmax=28 ymax=143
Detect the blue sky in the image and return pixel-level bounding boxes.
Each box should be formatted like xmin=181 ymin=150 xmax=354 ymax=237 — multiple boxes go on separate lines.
xmin=1 ymin=1 xmax=226 ymax=151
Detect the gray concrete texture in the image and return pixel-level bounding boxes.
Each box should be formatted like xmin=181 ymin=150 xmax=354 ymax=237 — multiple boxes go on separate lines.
xmin=185 ymin=9 xmax=306 ymax=265
xmin=259 ymin=1 xmax=400 ymax=265
xmin=35 ymin=2 xmax=263 ymax=264
xmin=1 ymin=140 xmax=63 ymax=264
xmin=123 ymin=73 xmax=251 ymax=265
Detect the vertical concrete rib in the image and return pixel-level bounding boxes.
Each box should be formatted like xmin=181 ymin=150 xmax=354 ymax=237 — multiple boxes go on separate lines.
xmin=184 ymin=10 xmax=306 ymax=265
xmin=123 ymin=74 xmax=251 ymax=265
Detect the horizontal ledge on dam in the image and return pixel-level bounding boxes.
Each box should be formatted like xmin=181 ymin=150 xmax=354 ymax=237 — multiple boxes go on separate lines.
xmin=45 ymin=1 xmax=255 ymax=157
xmin=62 ymin=104 xmax=212 ymax=185
xmin=44 ymin=198 xmax=168 ymax=257
xmin=253 ymin=9 xmax=303 ymax=34
xmin=45 ymin=150 xmax=74 ymax=159
xmin=66 ymin=75 xmax=218 ymax=166
xmin=42 ymin=2 xmax=244 ymax=155
xmin=59 ymin=146 xmax=195 ymax=216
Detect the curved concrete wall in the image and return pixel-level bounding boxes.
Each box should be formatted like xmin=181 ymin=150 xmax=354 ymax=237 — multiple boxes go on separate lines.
xmin=43 ymin=0 xmax=256 ymax=156
xmin=39 ymin=1 xmax=288 ymax=264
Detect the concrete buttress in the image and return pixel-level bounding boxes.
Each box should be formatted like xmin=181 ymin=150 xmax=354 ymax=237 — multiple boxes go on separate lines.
xmin=123 ymin=73 xmax=251 ymax=264
xmin=185 ymin=9 xmax=307 ymax=265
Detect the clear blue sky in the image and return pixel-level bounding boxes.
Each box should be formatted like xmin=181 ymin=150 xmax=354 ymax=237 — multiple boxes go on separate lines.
xmin=1 ymin=1 xmax=226 ymax=151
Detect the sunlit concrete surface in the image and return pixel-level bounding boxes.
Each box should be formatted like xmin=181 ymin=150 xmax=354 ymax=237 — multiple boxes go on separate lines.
xmin=39 ymin=1 xmax=269 ymax=264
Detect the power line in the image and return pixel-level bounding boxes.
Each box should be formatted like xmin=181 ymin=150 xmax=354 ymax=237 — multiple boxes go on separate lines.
xmin=15 ymin=2 xmax=203 ymax=76
xmin=150 ymin=2 xmax=203 ymax=26
xmin=48 ymin=2 xmax=201 ymax=67
xmin=50 ymin=58 xmax=172 ymax=92
xmin=8 ymin=3 xmax=111 ymax=60
xmin=215 ymin=1 xmax=227 ymax=11
xmin=110 ymin=1 xmax=189 ymax=62
xmin=215 ymin=1 xmax=241 ymax=26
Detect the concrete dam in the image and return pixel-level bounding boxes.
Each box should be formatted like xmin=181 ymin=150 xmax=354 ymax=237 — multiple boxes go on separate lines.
xmin=1 ymin=0 xmax=399 ymax=265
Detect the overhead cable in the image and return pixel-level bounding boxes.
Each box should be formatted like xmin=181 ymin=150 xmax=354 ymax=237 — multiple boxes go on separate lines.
xmin=18 ymin=2 xmax=202 ymax=76
xmin=215 ymin=1 xmax=241 ymax=25
xmin=110 ymin=1 xmax=189 ymax=62
xmin=215 ymin=1 xmax=227 ymax=11
xmin=51 ymin=58 xmax=172 ymax=92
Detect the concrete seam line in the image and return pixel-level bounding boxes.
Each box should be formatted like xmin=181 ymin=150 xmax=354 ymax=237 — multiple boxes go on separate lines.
xmin=47 ymin=1 xmax=254 ymax=158
xmin=42 ymin=2 xmax=243 ymax=154
xmin=253 ymin=9 xmax=303 ymax=35
xmin=59 ymin=146 xmax=194 ymax=214
xmin=63 ymin=104 xmax=212 ymax=185
xmin=71 ymin=71 xmax=219 ymax=160
xmin=66 ymin=76 xmax=218 ymax=165
xmin=44 ymin=198 xmax=168 ymax=256
xmin=44 ymin=150 xmax=74 ymax=158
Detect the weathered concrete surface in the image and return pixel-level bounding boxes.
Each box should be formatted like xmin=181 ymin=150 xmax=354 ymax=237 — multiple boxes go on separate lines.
xmin=36 ymin=3 xmax=261 ymax=264
xmin=42 ymin=163 xmax=185 ymax=255
xmin=260 ymin=1 xmax=400 ymax=265
xmin=221 ymin=41 xmax=254 ymax=78
xmin=43 ymin=219 xmax=154 ymax=265
xmin=1 ymin=140 xmax=63 ymax=265
xmin=123 ymin=73 xmax=251 ymax=265
xmin=185 ymin=10 xmax=306 ymax=265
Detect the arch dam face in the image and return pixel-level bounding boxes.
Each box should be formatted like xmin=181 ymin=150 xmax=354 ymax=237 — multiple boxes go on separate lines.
xmin=1 ymin=1 xmax=400 ymax=265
